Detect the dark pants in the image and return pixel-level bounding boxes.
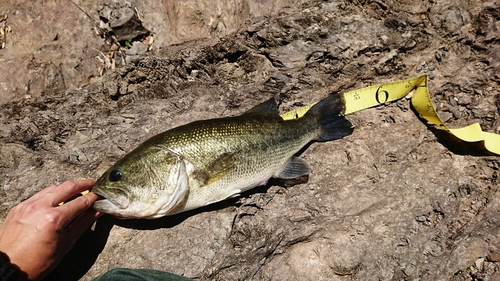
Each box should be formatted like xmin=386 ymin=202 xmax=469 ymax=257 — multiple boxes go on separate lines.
xmin=92 ymin=268 xmax=193 ymax=281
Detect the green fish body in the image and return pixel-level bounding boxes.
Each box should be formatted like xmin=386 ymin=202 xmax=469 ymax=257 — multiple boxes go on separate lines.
xmin=92 ymin=94 xmax=353 ymax=219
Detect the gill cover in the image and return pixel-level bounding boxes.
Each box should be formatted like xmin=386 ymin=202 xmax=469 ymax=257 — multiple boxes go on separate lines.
xmin=143 ymin=148 xmax=190 ymax=218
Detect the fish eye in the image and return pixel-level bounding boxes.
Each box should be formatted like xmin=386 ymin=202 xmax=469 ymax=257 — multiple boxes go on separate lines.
xmin=109 ymin=168 xmax=123 ymax=182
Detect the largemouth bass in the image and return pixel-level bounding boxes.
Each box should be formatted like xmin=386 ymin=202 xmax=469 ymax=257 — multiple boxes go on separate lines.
xmin=92 ymin=94 xmax=353 ymax=219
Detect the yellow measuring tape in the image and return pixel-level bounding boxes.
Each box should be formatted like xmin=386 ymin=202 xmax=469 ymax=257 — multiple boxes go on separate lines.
xmin=280 ymin=75 xmax=500 ymax=155
xmin=58 ymin=190 xmax=90 ymax=206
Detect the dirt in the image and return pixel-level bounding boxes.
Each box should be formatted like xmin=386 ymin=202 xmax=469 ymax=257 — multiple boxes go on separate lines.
xmin=1 ymin=0 xmax=500 ymax=280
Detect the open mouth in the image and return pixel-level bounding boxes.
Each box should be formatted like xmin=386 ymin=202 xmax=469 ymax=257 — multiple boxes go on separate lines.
xmin=92 ymin=198 xmax=117 ymax=212
xmin=92 ymin=188 xmax=109 ymax=204
xmin=92 ymin=190 xmax=106 ymax=201
xmin=92 ymin=187 xmax=130 ymax=210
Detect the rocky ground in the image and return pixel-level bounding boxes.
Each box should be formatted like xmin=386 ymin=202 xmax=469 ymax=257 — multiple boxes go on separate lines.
xmin=1 ymin=0 xmax=500 ymax=280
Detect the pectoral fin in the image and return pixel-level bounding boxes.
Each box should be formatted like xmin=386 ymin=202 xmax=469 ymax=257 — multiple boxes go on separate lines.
xmin=275 ymin=156 xmax=311 ymax=179
xmin=193 ymin=152 xmax=237 ymax=186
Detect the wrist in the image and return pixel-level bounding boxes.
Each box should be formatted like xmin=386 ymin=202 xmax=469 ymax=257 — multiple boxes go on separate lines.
xmin=0 ymin=251 xmax=27 ymax=281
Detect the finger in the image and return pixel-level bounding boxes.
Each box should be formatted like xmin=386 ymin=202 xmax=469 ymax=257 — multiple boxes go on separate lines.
xmin=47 ymin=180 xmax=96 ymax=206
xmin=24 ymin=184 xmax=58 ymax=203
xmin=56 ymin=192 xmax=100 ymax=227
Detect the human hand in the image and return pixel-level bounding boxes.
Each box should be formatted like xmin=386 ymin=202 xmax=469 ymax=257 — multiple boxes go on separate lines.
xmin=0 ymin=180 xmax=100 ymax=280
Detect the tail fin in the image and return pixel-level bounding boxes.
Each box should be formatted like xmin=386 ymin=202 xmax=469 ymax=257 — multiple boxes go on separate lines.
xmin=307 ymin=94 xmax=354 ymax=141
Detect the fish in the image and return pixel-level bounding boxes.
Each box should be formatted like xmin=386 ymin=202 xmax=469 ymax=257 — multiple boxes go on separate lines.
xmin=92 ymin=94 xmax=353 ymax=219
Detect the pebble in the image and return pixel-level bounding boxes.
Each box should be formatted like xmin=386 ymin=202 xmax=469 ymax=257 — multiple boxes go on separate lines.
xmin=487 ymin=252 xmax=500 ymax=262
xmin=448 ymin=105 xmax=461 ymax=119
xmin=449 ymin=96 xmax=458 ymax=107
xmin=435 ymin=51 xmax=443 ymax=62
xmin=475 ymin=257 xmax=484 ymax=271
xmin=126 ymin=41 xmax=148 ymax=56
xmin=439 ymin=111 xmax=453 ymax=122
xmin=457 ymin=95 xmax=472 ymax=105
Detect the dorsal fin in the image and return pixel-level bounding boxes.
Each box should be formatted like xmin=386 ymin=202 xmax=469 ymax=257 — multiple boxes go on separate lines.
xmin=244 ymin=98 xmax=279 ymax=115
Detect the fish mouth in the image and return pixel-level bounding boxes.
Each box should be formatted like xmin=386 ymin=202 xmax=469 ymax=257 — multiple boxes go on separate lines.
xmin=93 ymin=198 xmax=118 ymax=213
xmin=92 ymin=187 xmax=130 ymax=210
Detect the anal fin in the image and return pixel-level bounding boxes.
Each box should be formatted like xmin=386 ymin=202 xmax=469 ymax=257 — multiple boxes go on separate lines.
xmin=275 ymin=156 xmax=311 ymax=179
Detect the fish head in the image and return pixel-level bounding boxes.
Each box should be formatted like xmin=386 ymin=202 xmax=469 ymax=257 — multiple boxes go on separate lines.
xmin=93 ymin=146 xmax=189 ymax=219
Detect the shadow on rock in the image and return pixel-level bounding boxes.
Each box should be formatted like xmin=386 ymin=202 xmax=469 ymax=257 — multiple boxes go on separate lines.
xmin=428 ymin=127 xmax=497 ymax=156
xmin=410 ymin=105 xmax=496 ymax=157
xmin=43 ymin=216 xmax=114 ymax=281
xmin=111 ymin=177 xmax=305 ymax=230
xmin=112 ymin=196 xmax=241 ymax=230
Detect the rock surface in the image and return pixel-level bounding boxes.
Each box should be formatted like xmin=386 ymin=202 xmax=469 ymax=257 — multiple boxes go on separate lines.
xmin=1 ymin=0 xmax=500 ymax=280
